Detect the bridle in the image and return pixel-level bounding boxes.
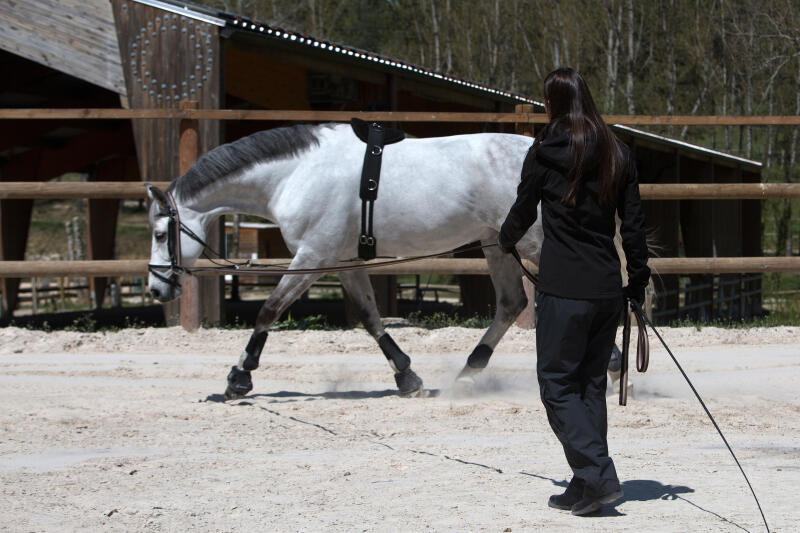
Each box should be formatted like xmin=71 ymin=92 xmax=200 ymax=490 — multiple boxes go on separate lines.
xmin=147 ymin=190 xmax=191 ymax=291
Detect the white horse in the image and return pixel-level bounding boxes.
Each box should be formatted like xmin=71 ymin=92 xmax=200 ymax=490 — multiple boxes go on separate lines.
xmin=146 ymin=122 xmax=543 ymax=399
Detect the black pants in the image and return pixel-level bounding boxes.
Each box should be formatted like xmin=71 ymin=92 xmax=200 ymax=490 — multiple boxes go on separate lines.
xmin=536 ymin=291 xmax=623 ymax=494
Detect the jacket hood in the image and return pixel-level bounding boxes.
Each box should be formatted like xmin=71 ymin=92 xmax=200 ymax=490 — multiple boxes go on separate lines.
xmin=535 ymin=124 xmax=599 ymax=173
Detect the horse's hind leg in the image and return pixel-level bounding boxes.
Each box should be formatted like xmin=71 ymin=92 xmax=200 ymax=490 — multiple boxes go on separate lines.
xmin=338 ymin=270 xmax=424 ymax=396
xmin=225 ymin=253 xmax=325 ymax=399
xmin=456 ymin=242 xmax=528 ymax=386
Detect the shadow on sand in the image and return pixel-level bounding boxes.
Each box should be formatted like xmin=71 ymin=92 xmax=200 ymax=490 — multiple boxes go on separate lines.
xmin=547 ymin=478 xmax=747 ymax=529
xmin=203 ymin=388 xmax=441 ymax=403
xmin=199 ymin=394 xmax=748 ymax=530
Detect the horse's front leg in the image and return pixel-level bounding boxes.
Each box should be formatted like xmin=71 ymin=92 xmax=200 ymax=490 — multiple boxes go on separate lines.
xmin=338 ymin=270 xmax=424 ymax=396
xmin=455 ymin=241 xmax=528 ymax=390
xmin=224 ymin=253 xmax=324 ymax=399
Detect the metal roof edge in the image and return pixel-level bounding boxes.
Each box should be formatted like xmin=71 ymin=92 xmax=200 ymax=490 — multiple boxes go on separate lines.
xmin=612 ymin=124 xmax=762 ymax=168
xmin=131 ymin=0 xmax=226 ymax=26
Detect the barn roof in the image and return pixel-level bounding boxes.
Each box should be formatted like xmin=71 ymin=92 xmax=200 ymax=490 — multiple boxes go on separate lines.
xmin=136 ymin=0 xmax=760 ymax=170
xmin=134 ymin=0 xmax=536 ymax=105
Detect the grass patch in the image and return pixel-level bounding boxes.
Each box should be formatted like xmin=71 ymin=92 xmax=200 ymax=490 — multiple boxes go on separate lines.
xmin=271 ymin=313 xmax=331 ymax=330
xmin=406 ymin=310 xmax=493 ymax=329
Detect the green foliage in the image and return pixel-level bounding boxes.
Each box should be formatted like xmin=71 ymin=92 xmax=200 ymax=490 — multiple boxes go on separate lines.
xmin=406 ymin=310 xmax=493 ymax=329
xmin=271 ymin=313 xmax=330 ymax=330
xmin=65 ymin=315 xmax=98 ymax=333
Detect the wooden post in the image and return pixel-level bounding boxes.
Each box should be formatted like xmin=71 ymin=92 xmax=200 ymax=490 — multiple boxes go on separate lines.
xmin=514 ymin=103 xmax=536 ymax=329
xmin=87 ymin=156 xmax=138 ymax=308
xmin=370 ymin=275 xmax=398 ymax=317
xmin=179 ymin=100 xmax=201 ymax=331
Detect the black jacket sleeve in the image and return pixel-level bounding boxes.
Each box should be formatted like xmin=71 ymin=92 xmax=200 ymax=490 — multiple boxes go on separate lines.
xmin=617 ymin=154 xmax=650 ymax=290
xmin=499 ymin=147 xmax=543 ymax=250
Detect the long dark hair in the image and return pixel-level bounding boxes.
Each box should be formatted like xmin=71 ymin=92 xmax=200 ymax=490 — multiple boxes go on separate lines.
xmin=534 ymin=68 xmax=625 ymax=207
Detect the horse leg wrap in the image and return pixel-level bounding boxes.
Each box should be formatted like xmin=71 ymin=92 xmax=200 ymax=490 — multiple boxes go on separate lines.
xmin=378 ymin=333 xmax=410 ymax=372
xmin=240 ymin=331 xmax=268 ymax=371
xmin=394 ymin=368 xmax=423 ymax=397
xmin=466 ymin=344 xmax=493 ymax=369
xmin=225 ymin=365 xmax=253 ymax=399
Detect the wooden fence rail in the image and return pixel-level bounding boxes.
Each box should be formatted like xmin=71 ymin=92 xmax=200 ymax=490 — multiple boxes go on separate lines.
xmin=2 ymin=109 xmax=800 ymax=125
xmin=1 ymin=257 xmax=799 ymax=278
xmin=1 ymin=182 xmax=798 ymax=200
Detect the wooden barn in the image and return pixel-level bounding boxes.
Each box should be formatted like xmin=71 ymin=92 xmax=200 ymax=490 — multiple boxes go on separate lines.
xmin=0 ymin=0 xmax=762 ymax=324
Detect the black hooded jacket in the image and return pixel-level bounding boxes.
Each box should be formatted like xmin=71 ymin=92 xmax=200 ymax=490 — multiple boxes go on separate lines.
xmin=499 ymin=125 xmax=650 ymax=299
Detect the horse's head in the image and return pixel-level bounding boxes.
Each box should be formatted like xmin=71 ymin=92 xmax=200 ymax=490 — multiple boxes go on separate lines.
xmin=146 ymin=184 xmax=205 ymax=302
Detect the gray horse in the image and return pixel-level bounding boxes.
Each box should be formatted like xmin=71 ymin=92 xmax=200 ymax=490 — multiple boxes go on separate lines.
xmin=146 ymin=123 xmax=543 ymax=399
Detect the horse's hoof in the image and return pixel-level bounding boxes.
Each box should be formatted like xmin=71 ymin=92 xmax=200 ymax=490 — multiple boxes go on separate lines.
xmin=395 ymin=368 xmax=423 ymax=397
xmin=452 ymin=374 xmax=476 ymax=397
xmin=225 ymin=365 xmax=253 ymax=400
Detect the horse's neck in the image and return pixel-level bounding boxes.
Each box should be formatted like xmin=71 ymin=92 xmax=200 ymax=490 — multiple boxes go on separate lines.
xmin=176 ymin=158 xmax=299 ymax=225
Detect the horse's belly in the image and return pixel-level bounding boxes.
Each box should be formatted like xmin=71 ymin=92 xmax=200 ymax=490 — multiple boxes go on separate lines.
xmin=371 ymin=208 xmax=489 ymax=257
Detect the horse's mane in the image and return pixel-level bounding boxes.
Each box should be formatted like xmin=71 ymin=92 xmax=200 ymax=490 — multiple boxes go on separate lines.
xmin=169 ymin=124 xmax=327 ymax=200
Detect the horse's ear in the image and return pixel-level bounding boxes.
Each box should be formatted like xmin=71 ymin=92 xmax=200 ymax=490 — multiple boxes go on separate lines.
xmin=145 ymin=183 xmax=168 ymax=209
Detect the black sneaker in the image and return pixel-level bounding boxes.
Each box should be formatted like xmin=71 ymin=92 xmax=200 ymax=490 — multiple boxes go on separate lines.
xmin=548 ymin=477 xmax=585 ymax=510
xmin=570 ymin=486 xmax=624 ymax=516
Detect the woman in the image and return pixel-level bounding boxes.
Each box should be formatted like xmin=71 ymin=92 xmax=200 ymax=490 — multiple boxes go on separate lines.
xmin=498 ymin=68 xmax=650 ymax=516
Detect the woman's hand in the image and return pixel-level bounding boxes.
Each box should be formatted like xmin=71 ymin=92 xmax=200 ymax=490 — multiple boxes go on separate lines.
xmin=497 ymin=234 xmax=516 ymax=254
xmin=623 ymin=284 xmax=645 ymax=306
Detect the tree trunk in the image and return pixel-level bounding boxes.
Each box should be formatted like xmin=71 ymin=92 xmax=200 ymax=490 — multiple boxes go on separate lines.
xmin=787 ymin=59 xmax=800 ymax=257
xmin=625 ymin=0 xmax=635 ymax=114
xmin=444 ymin=0 xmax=453 ymax=73
xmin=604 ymin=0 xmax=620 ymax=111
xmin=430 ymin=0 xmax=441 ymax=71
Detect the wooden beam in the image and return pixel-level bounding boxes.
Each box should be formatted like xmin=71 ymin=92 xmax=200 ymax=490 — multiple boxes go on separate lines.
xmin=0 ymin=181 xmax=172 ymax=199
xmin=3 ymin=109 xmax=800 ymax=125
xmin=4 ymin=182 xmax=799 ymax=200
xmin=638 ymin=183 xmax=800 ymax=199
xmin=2 ymin=257 xmax=800 ymax=278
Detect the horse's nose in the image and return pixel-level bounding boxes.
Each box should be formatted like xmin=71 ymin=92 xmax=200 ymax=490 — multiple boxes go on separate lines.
xmin=150 ymin=287 xmax=161 ymax=299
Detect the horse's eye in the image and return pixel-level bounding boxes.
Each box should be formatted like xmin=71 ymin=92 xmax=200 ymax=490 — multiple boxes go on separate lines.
xmin=155 ymin=231 xmax=167 ymax=243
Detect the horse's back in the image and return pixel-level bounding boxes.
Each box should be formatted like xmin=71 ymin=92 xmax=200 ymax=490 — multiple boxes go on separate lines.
xmin=280 ymin=125 xmax=537 ymax=257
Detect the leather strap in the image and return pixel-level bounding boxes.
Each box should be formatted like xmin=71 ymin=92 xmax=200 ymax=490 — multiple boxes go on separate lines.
xmin=358 ymin=123 xmax=386 ymax=260
xmin=619 ymin=299 xmax=650 ymax=406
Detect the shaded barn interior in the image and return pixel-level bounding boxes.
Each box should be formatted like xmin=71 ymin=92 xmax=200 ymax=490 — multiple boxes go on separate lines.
xmin=0 ymin=0 xmax=762 ymax=325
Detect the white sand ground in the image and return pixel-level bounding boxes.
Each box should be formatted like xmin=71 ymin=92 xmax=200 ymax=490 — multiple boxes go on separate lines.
xmin=0 ymin=325 xmax=798 ymax=532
